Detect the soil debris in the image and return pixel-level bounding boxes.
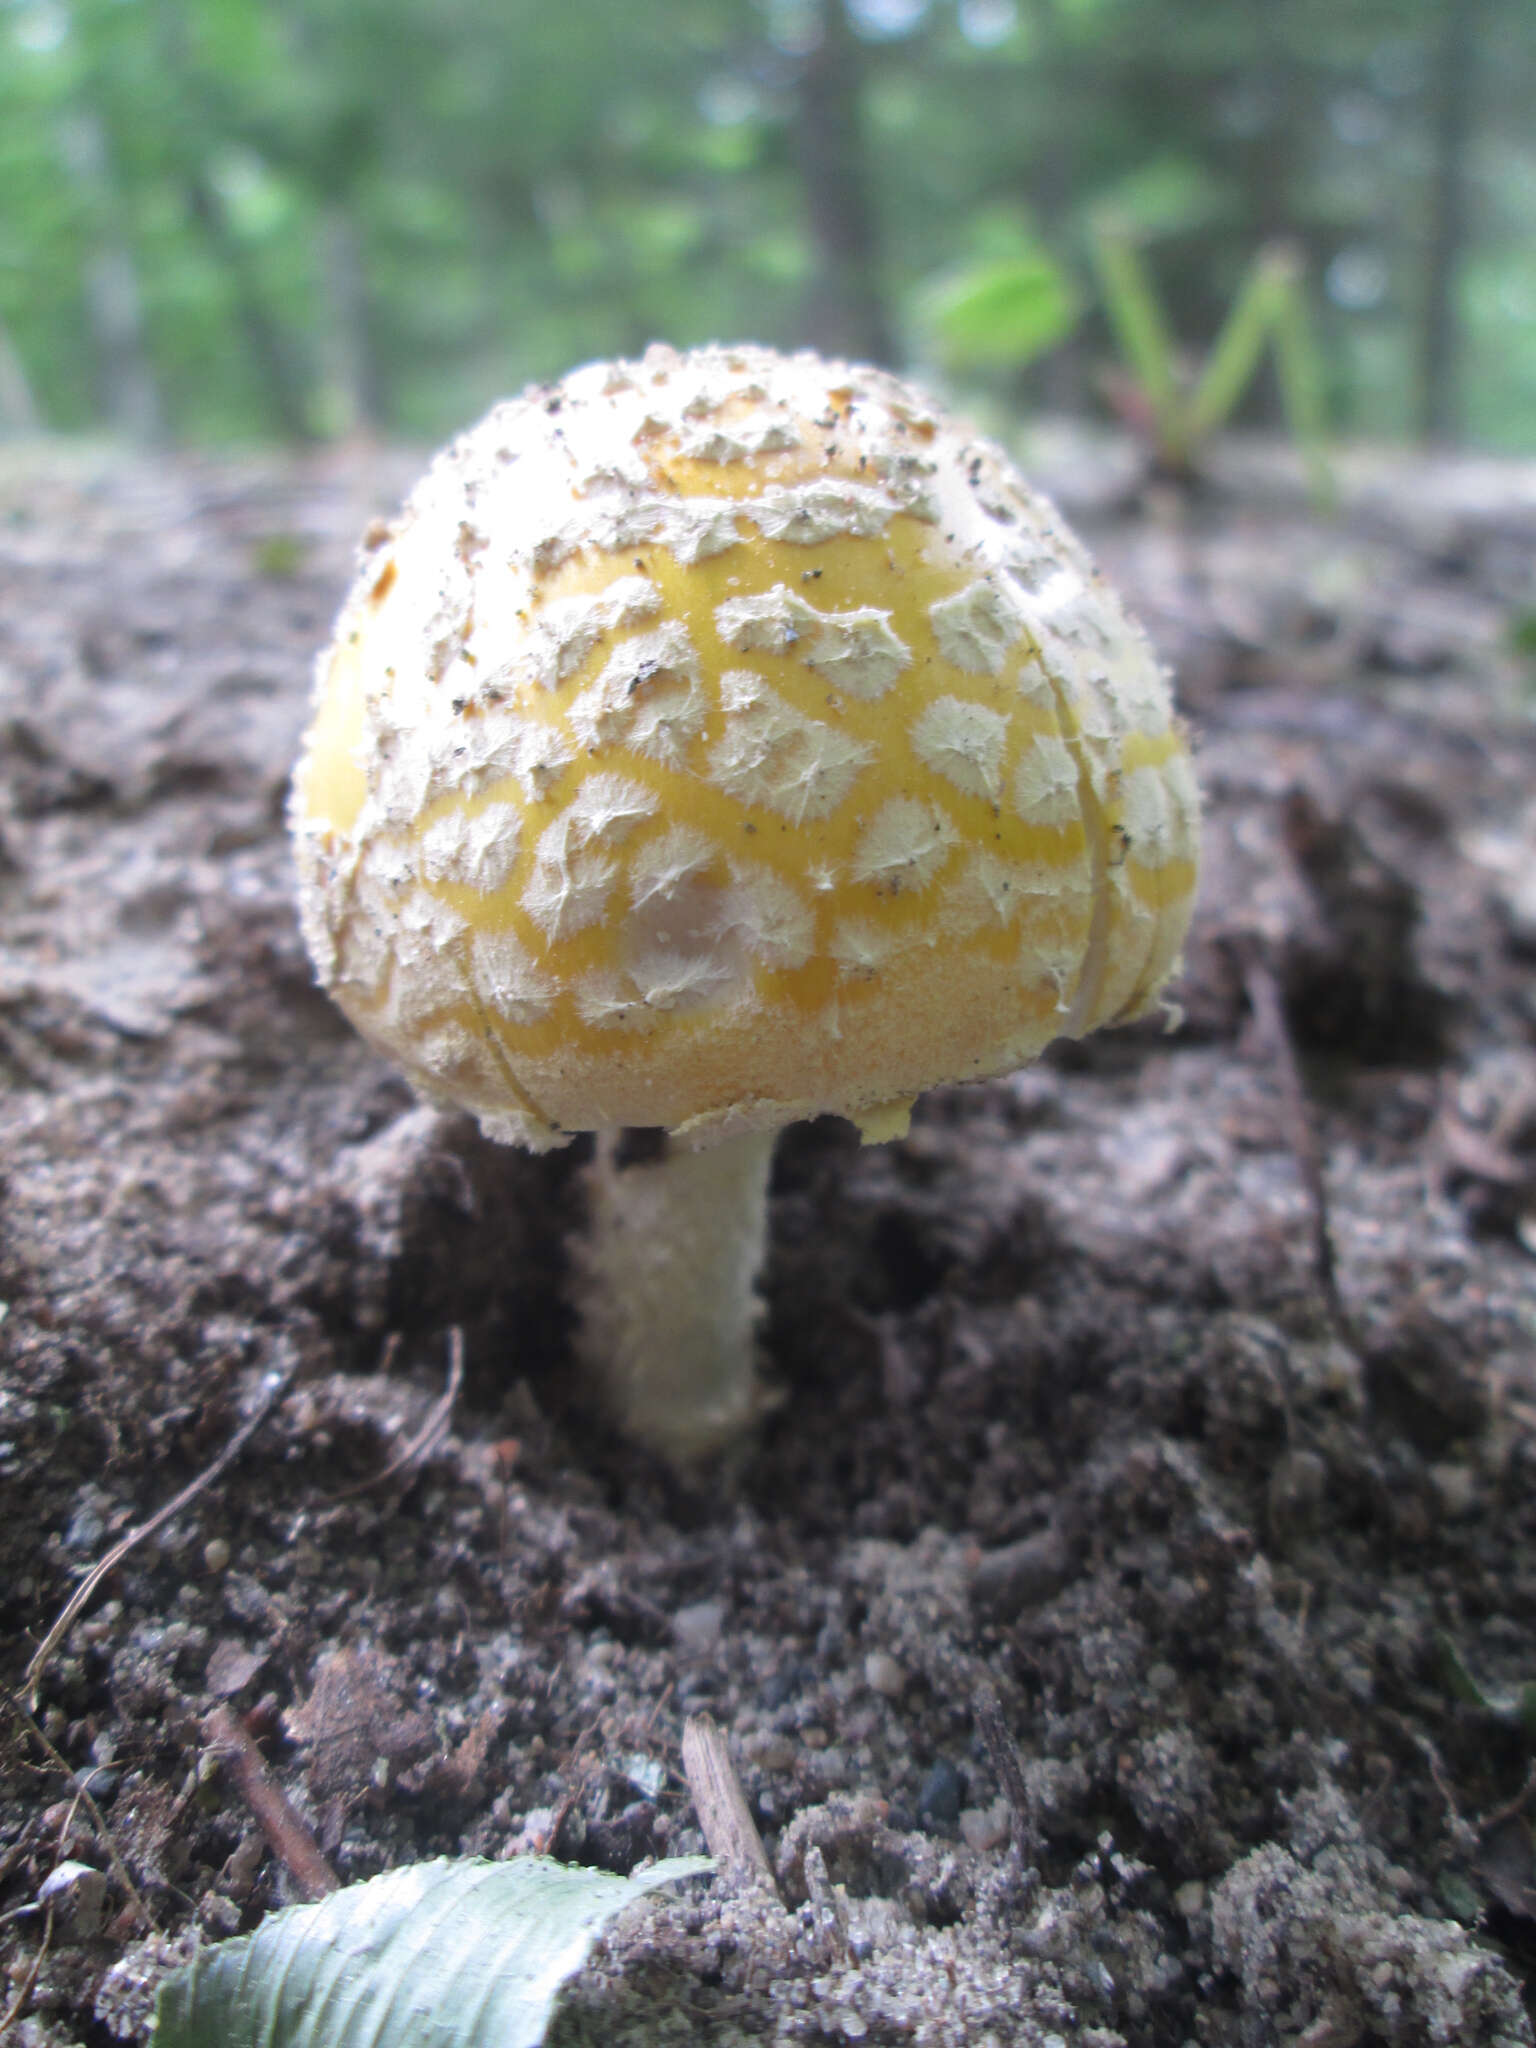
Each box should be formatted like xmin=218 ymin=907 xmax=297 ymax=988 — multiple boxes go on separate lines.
xmin=1 ymin=435 xmax=1535 ymax=2044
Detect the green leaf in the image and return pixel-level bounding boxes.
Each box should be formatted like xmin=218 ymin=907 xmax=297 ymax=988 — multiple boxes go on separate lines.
xmin=1184 ymin=245 xmax=1294 ymax=442
xmin=1081 ymin=158 xmax=1226 ymax=242
xmin=925 ymin=252 xmax=1081 ymax=370
xmin=152 ymin=1854 xmax=713 ymax=2048
xmin=1436 ymin=1633 xmax=1536 ymax=1742
xmin=1088 ymin=219 xmax=1182 ymax=443
xmin=1267 ymin=252 xmax=1337 ymax=513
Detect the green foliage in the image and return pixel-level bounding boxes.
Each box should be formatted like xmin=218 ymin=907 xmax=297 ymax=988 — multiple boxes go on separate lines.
xmin=1508 ymin=609 xmax=1536 ymax=677
xmin=923 ymin=250 xmax=1081 ymax=372
xmin=1436 ymin=1632 xmax=1536 ymax=1742
xmin=1088 ymin=221 xmax=1180 ymax=426
xmin=1082 ymin=157 xmax=1229 ymax=241
xmin=153 ymin=1854 xmax=712 ymax=2048
xmin=251 ymin=532 xmax=307 ymax=578
xmin=1089 ymin=219 xmax=1336 ymax=504
xmin=0 ymin=0 xmax=1532 ymax=449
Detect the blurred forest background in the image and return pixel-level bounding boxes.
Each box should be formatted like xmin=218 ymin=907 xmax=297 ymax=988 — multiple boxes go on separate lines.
xmin=1 ymin=0 xmax=1532 ymax=455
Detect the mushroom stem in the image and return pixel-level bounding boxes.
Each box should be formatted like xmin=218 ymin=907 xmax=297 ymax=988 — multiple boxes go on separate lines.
xmin=571 ymin=1127 xmax=777 ymax=1463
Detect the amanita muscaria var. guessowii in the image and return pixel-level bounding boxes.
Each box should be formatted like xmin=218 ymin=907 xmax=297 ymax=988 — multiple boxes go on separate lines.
xmin=292 ymin=342 xmax=1200 ymax=1461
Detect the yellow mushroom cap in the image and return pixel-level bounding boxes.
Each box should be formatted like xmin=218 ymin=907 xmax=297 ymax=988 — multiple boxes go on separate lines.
xmin=292 ymin=343 xmax=1200 ymax=1152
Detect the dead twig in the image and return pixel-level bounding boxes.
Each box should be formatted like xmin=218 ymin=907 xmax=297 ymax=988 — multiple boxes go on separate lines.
xmin=7 ymin=1700 xmax=153 ymax=1928
xmin=0 ymin=1901 xmax=53 ymax=2036
xmin=681 ymin=1713 xmax=776 ymax=1894
xmin=203 ymin=1705 xmax=338 ymax=1901
xmin=23 ymin=1359 xmax=298 ymax=1705
xmin=536 ymin=1781 xmax=585 ymax=1861
xmin=324 ymin=1327 xmax=465 ymax=1503
xmin=533 ymin=1712 xmax=605 ymax=1859
xmin=1240 ymin=950 xmax=1356 ymax=1344
xmin=973 ymin=1683 xmax=1039 ymax=1866
xmin=1401 ymin=1722 xmax=1479 ymax=1860
xmin=802 ymin=1844 xmax=849 ymax=1960
xmin=1477 ymin=1757 xmax=1536 ymax=1836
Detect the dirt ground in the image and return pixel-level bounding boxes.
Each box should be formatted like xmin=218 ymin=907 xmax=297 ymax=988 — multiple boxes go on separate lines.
xmin=2 ymin=426 xmax=1535 ymax=2048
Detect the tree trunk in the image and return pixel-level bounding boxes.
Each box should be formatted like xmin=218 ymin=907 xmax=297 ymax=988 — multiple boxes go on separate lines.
xmin=1236 ymin=0 xmax=1301 ymax=429
xmin=183 ymin=177 xmax=316 ymax=443
xmin=59 ymin=108 xmax=164 ymax=443
xmin=792 ymin=0 xmax=895 ymax=366
xmin=151 ymin=0 xmax=314 ymax=441
xmin=0 ymin=314 xmax=41 ymax=435
xmin=1248 ymin=2 xmax=1299 ymax=246
xmin=316 ymin=202 xmax=380 ymax=438
xmin=1418 ymin=0 xmax=1481 ymax=446
xmin=1031 ymin=36 xmax=1084 ymax=416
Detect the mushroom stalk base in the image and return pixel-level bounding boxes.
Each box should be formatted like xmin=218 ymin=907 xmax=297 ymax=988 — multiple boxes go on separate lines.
xmin=571 ymin=1128 xmax=777 ymax=1463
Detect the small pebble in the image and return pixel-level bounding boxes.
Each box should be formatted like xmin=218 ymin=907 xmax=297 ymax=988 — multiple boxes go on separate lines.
xmin=672 ymin=1600 xmax=724 ymax=1655
xmin=38 ymin=1861 xmax=108 ymax=1941
xmin=916 ymin=1758 xmax=963 ymax=1832
xmin=971 ymin=1530 xmax=1074 ymax=1618
xmin=206 ymin=1639 xmax=266 ymax=1697
xmin=863 ymin=1651 xmax=906 ymax=1698
xmin=958 ymin=1798 xmax=1011 ymax=1852
xmin=1427 ymin=1462 xmax=1476 ymax=1518
xmin=616 ymin=1752 xmax=666 ymax=1798
xmin=198 ymin=1892 xmax=241 ymax=1936
xmin=761 ymin=1662 xmax=810 ymax=1710
xmin=1268 ymin=1449 xmax=1327 ymax=1524
xmin=746 ymin=1733 xmax=798 ymax=1772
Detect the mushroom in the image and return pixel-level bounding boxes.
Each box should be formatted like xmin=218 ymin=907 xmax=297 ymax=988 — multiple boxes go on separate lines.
xmin=291 ymin=343 xmax=1200 ymax=1462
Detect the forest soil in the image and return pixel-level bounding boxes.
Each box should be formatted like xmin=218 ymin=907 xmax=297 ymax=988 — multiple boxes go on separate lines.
xmin=2 ymin=432 xmax=1535 ymax=2046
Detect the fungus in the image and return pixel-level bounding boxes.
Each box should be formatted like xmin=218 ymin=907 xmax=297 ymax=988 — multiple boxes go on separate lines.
xmin=291 ymin=343 xmax=1200 ymax=1462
